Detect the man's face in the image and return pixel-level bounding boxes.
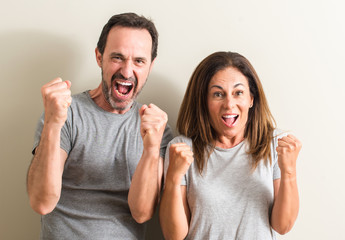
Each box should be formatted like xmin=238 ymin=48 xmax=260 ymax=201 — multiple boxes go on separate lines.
xmin=96 ymin=26 xmax=154 ymax=114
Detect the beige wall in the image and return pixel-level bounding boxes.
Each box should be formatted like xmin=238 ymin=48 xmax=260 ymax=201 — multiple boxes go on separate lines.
xmin=1 ymin=0 xmax=344 ymax=239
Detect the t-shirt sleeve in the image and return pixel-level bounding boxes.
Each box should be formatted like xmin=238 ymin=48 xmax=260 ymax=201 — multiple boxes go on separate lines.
xmin=59 ymin=108 xmax=73 ymax=154
xmin=163 ymin=136 xmax=188 ymax=187
xmin=272 ymin=129 xmax=289 ymax=180
xmin=273 ymin=158 xmax=281 ymax=180
xmin=32 ymin=110 xmax=72 ymax=155
xmin=32 ymin=112 xmax=45 ymax=154
xmin=160 ymin=123 xmax=174 ymax=158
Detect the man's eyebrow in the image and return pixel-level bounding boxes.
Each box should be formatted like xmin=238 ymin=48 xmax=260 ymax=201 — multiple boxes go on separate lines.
xmin=109 ymin=52 xmax=148 ymax=62
xmin=110 ymin=52 xmax=124 ymax=57
xmin=135 ymin=56 xmax=148 ymax=61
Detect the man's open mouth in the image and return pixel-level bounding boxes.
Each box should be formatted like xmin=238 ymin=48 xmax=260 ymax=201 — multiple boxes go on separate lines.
xmin=115 ymin=80 xmax=134 ymax=96
xmin=222 ymin=114 xmax=239 ymax=126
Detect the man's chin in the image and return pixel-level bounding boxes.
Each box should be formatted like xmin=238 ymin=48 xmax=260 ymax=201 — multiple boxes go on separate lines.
xmin=109 ymin=99 xmax=134 ymax=112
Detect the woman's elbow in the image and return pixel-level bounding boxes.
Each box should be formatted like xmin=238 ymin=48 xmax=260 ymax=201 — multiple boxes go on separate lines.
xmin=272 ymin=222 xmax=294 ymax=235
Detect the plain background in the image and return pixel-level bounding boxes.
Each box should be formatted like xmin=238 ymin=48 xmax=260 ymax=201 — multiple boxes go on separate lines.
xmin=1 ymin=0 xmax=344 ymax=239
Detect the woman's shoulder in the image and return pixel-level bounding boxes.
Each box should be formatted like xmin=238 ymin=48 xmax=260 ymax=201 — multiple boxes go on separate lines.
xmin=271 ymin=128 xmax=291 ymax=159
xmin=273 ymin=128 xmax=289 ymax=139
xmin=169 ymin=135 xmax=193 ymax=147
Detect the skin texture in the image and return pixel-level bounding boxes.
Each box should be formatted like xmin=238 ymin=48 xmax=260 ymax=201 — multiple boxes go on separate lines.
xmin=160 ymin=67 xmax=301 ymax=239
xmin=27 ymin=78 xmax=72 ymax=214
xmin=27 ymin=27 xmax=168 ymax=224
xmin=160 ymin=143 xmax=193 ymax=240
xmin=207 ymin=67 xmax=253 ymax=148
xmin=93 ymin=26 xmax=155 ymax=114
xmin=271 ymin=134 xmax=301 ymax=234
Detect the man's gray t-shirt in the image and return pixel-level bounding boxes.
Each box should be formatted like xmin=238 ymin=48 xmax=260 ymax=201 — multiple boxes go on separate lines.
xmin=164 ymin=132 xmax=283 ymax=240
xmin=33 ymin=91 xmax=173 ymax=240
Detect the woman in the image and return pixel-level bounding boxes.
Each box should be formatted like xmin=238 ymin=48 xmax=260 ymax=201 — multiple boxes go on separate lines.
xmin=160 ymin=51 xmax=301 ymax=240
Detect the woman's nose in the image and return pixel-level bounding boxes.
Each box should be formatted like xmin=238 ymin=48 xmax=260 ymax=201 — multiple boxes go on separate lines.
xmin=223 ymin=95 xmax=234 ymax=109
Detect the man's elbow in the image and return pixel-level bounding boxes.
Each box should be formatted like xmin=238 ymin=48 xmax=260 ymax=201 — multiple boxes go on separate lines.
xmin=129 ymin=205 xmax=155 ymax=224
xmin=132 ymin=210 xmax=154 ymax=223
xmin=28 ymin=193 xmax=58 ymax=215
xmin=30 ymin=200 xmax=55 ymax=215
xmin=128 ymin=198 xmax=156 ymax=223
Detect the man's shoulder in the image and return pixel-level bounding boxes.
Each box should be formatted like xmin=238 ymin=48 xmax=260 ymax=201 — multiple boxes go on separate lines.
xmin=71 ymin=91 xmax=89 ymax=101
xmin=69 ymin=91 xmax=95 ymax=110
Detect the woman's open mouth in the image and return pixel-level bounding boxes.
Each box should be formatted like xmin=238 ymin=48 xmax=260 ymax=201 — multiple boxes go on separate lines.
xmin=222 ymin=114 xmax=239 ymax=127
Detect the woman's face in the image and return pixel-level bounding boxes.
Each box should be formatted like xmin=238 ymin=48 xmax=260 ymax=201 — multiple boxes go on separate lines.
xmin=207 ymin=67 xmax=253 ymax=148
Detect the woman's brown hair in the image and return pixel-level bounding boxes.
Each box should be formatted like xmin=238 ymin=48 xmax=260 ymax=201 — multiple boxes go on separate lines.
xmin=177 ymin=51 xmax=276 ymax=173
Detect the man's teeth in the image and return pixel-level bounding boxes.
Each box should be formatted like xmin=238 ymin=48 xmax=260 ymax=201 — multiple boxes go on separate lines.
xmin=115 ymin=80 xmax=134 ymax=96
xmin=117 ymin=81 xmax=132 ymax=86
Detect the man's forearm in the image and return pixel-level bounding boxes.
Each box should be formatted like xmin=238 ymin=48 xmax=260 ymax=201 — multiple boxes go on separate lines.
xmin=27 ymin=124 xmax=66 ymax=215
xmin=128 ymin=148 xmax=162 ymax=223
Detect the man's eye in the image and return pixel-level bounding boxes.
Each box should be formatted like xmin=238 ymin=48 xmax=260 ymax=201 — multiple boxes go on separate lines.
xmin=112 ymin=56 xmax=122 ymax=61
xmin=135 ymin=59 xmax=145 ymax=64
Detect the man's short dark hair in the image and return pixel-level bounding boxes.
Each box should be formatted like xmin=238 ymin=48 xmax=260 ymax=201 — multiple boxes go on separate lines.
xmin=97 ymin=12 xmax=158 ymax=61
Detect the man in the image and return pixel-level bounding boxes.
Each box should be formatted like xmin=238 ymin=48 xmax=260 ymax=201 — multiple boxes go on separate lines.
xmin=27 ymin=13 xmax=173 ymax=239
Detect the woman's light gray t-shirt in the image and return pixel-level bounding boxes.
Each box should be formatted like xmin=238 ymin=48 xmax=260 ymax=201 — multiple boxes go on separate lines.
xmin=164 ymin=133 xmax=282 ymax=240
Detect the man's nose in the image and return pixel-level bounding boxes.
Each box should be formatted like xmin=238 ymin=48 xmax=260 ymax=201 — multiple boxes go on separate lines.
xmin=120 ymin=60 xmax=134 ymax=79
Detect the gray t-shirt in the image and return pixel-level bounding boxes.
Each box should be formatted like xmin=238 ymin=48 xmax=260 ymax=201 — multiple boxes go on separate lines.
xmin=33 ymin=91 xmax=173 ymax=240
xmin=164 ymin=132 xmax=282 ymax=240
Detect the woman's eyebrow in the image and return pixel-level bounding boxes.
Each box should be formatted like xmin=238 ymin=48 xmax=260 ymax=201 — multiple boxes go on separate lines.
xmin=209 ymin=85 xmax=223 ymax=90
xmin=234 ymin=83 xmax=245 ymax=88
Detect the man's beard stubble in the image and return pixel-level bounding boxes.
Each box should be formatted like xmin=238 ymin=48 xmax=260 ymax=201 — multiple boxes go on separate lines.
xmin=101 ymin=71 xmax=146 ymax=111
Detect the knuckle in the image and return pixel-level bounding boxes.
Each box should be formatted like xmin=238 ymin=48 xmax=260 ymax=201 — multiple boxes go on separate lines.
xmin=162 ymin=112 xmax=168 ymax=121
xmin=41 ymin=86 xmax=46 ymax=94
xmin=154 ymin=126 xmax=160 ymax=132
xmin=170 ymin=144 xmax=177 ymax=151
xmin=289 ymin=145 xmax=295 ymax=151
xmin=45 ymin=92 xmax=55 ymax=102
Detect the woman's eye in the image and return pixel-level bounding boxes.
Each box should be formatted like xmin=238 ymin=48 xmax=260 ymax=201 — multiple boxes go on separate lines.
xmin=214 ymin=92 xmax=223 ymax=98
xmin=235 ymin=90 xmax=244 ymax=96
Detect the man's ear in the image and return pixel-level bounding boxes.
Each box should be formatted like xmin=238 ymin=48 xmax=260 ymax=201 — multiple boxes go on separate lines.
xmin=95 ymin=48 xmax=102 ymax=67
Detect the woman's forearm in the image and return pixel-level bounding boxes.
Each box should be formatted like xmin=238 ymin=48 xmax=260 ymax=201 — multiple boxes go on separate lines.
xmin=160 ymin=183 xmax=189 ymax=240
xmin=271 ymin=174 xmax=299 ymax=234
